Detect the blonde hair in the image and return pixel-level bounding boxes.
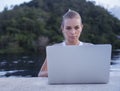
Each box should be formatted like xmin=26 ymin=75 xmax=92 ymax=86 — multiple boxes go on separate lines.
xmin=61 ymin=9 xmax=82 ymax=29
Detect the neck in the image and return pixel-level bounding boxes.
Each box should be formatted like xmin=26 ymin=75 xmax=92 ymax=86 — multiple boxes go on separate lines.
xmin=65 ymin=40 xmax=80 ymax=45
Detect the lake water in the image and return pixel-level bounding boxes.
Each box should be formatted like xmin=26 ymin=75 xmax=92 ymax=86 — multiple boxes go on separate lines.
xmin=0 ymin=50 xmax=120 ymax=77
xmin=111 ymin=50 xmax=120 ymax=72
xmin=0 ymin=53 xmax=45 ymax=77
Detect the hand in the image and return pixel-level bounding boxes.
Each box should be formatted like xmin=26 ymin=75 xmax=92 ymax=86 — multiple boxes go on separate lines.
xmin=38 ymin=71 xmax=48 ymax=77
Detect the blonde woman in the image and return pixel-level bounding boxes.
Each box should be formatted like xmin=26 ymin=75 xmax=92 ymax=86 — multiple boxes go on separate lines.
xmin=38 ymin=9 xmax=92 ymax=77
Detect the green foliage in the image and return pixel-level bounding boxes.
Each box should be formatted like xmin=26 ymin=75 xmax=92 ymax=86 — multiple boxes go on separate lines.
xmin=0 ymin=0 xmax=120 ymax=54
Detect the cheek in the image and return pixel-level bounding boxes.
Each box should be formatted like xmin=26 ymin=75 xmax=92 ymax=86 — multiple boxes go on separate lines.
xmin=76 ymin=30 xmax=82 ymax=37
xmin=78 ymin=30 xmax=82 ymax=34
xmin=62 ymin=28 xmax=68 ymax=34
xmin=78 ymin=28 xmax=82 ymax=34
xmin=62 ymin=29 xmax=68 ymax=37
xmin=64 ymin=31 xmax=69 ymax=36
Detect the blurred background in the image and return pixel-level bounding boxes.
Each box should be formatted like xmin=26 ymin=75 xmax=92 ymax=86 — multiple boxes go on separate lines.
xmin=0 ymin=0 xmax=120 ymax=77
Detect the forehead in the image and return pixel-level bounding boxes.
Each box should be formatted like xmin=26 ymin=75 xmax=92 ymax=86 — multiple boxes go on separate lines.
xmin=63 ymin=18 xmax=81 ymax=27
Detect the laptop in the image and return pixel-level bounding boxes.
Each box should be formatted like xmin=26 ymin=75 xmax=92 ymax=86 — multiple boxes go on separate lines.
xmin=46 ymin=44 xmax=112 ymax=84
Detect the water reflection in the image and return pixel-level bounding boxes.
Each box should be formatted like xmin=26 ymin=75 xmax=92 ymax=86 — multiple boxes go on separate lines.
xmin=0 ymin=50 xmax=120 ymax=77
xmin=111 ymin=49 xmax=120 ymax=61
xmin=111 ymin=50 xmax=120 ymax=72
xmin=0 ymin=53 xmax=45 ymax=77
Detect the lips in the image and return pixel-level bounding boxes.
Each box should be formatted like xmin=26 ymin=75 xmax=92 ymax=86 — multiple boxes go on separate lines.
xmin=70 ymin=36 xmax=76 ymax=39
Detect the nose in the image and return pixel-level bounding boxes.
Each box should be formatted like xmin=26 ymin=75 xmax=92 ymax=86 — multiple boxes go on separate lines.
xmin=70 ymin=29 xmax=76 ymax=35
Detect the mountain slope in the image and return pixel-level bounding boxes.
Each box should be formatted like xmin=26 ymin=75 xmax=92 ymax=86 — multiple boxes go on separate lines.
xmin=0 ymin=0 xmax=120 ymax=54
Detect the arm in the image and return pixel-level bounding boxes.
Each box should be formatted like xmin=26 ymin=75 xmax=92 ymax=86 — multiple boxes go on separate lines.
xmin=38 ymin=58 xmax=48 ymax=77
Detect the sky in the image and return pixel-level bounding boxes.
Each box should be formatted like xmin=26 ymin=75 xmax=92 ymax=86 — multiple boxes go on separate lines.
xmin=88 ymin=0 xmax=120 ymax=19
xmin=0 ymin=0 xmax=120 ymax=19
xmin=88 ymin=0 xmax=120 ymax=9
xmin=0 ymin=0 xmax=32 ymax=11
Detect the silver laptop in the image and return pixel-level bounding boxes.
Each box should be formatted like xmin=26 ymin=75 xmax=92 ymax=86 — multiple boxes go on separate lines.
xmin=47 ymin=44 xmax=112 ymax=84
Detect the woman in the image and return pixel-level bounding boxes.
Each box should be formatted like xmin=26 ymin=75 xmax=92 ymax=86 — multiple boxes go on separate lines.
xmin=38 ymin=9 xmax=91 ymax=77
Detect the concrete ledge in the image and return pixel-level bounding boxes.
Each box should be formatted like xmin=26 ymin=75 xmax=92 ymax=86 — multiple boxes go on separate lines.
xmin=0 ymin=72 xmax=120 ymax=91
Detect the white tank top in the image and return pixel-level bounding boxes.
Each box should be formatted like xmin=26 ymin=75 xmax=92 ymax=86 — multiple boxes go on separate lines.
xmin=62 ymin=41 xmax=83 ymax=46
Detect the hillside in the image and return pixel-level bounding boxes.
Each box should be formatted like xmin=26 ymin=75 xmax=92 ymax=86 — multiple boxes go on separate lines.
xmin=0 ymin=0 xmax=120 ymax=54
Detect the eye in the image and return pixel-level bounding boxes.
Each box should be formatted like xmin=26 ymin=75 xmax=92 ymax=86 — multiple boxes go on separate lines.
xmin=66 ymin=26 xmax=72 ymax=30
xmin=75 ymin=26 xmax=80 ymax=30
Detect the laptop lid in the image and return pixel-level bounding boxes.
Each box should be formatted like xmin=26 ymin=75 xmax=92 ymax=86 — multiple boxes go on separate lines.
xmin=47 ymin=44 xmax=112 ymax=84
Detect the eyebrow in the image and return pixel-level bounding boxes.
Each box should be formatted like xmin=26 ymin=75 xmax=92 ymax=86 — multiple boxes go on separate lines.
xmin=75 ymin=25 xmax=80 ymax=27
